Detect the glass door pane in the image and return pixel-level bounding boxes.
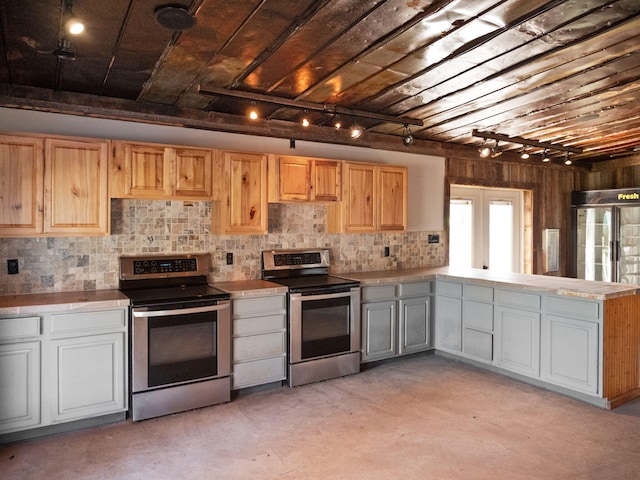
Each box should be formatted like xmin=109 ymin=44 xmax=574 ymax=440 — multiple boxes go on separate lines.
xmin=576 ymin=207 xmax=612 ymax=282
xmin=618 ymin=206 xmax=640 ymax=285
xmin=449 ymin=198 xmax=473 ymax=269
xmin=489 ymin=200 xmax=513 ymax=273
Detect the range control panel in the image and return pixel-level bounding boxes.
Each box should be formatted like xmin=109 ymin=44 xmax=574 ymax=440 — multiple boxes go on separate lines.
xmin=273 ymin=252 xmax=322 ymax=266
xmin=133 ymin=258 xmax=198 ymax=275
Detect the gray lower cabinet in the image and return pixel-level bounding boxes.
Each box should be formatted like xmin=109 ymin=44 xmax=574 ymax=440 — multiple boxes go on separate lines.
xmin=361 ymin=282 xmax=431 ymax=362
xmin=435 ymin=281 xmax=463 ymax=353
xmin=0 ymin=316 xmax=41 ymax=433
xmin=495 ymin=289 xmax=541 ymax=378
xmin=231 ymin=294 xmax=287 ymax=389
xmin=542 ymin=296 xmax=601 ymax=394
xmin=0 ymin=308 xmax=128 ymax=436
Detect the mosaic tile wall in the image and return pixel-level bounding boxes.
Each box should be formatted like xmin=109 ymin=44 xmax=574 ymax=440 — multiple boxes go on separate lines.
xmin=0 ymin=200 xmax=446 ymax=295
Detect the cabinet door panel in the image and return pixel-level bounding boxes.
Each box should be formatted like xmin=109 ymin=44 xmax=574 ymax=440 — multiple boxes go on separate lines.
xmin=496 ymin=307 xmax=540 ymax=377
xmin=362 ymin=301 xmax=396 ymax=362
xmin=378 ymin=166 xmax=407 ymax=231
xmin=125 ymin=144 xmax=169 ymax=197
xmin=399 ymin=296 xmax=430 ymax=354
xmin=44 ymin=138 xmax=109 ymax=235
xmin=436 ymin=296 xmax=462 ymax=352
xmin=344 ymin=163 xmax=376 ymax=232
xmin=0 ymin=342 xmax=40 ymax=433
xmin=224 ymin=152 xmax=268 ymax=233
xmin=544 ymin=315 xmax=599 ymax=393
xmin=0 ymin=135 xmax=44 ymax=235
xmin=312 ymin=160 xmax=341 ymax=202
xmin=279 ymin=157 xmax=311 ymax=201
xmin=51 ymin=333 xmax=126 ymax=423
xmin=173 ymin=148 xmax=213 ymax=197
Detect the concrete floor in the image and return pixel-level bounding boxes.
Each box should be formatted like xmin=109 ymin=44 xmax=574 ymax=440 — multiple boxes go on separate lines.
xmin=2 ymin=354 xmax=640 ymax=480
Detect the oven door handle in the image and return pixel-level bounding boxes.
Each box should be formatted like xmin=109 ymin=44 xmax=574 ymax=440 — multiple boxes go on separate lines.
xmin=290 ymin=289 xmax=356 ymax=301
xmin=132 ymin=304 xmax=227 ymax=318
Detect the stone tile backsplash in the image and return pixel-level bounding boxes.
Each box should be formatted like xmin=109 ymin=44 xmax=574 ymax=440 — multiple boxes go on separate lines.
xmin=0 ymin=200 xmax=445 ymax=295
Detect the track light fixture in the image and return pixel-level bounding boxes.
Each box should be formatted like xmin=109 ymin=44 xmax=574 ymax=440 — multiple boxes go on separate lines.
xmin=53 ymin=36 xmax=76 ymax=60
xmin=478 ymin=140 xmax=491 ymax=158
xmin=402 ymin=124 xmax=414 ymax=146
xmin=491 ymin=140 xmax=502 ymax=158
xmin=63 ymin=0 xmax=84 ymax=36
xmin=198 ymin=85 xmax=422 ymax=143
xmin=564 ymin=152 xmax=572 ymax=165
xmin=350 ymin=122 xmax=363 ymax=139
xmin=301 ymin=110 xmax=310 ymax=127
xmin=542 ymin=149 xmax=550 ymax=162
xmin=520 ymin=148 xmax=530 ymax=160
xmin=248 ymin=101 xmax=258 ymax=120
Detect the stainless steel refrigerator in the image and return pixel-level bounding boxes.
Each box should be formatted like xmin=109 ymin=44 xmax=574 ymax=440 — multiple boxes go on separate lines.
xmin=571 ymin=188 xmax=640 ymax=285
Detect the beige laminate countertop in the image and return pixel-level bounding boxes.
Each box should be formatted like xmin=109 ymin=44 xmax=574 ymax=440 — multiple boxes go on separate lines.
xmin=0 ymin=289 xmax=130 ymax=316
xmin=212 ymin=280 xmax=288 ymax=298
xmin=338 ymin=266 xmax=640 ymax=300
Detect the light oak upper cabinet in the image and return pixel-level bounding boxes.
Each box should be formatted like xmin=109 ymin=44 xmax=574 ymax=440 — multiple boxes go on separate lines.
xmin=327 ymin=162 xmax=407 ymax=233
xmin=212 ymin=151 xmax=268 ymax=234
xmin=110 ymin=141 xmax=212 ymax=199
xmin=0 ymin=135 xmax=109 ymax=237
xmin=0 ymin=135 xmax=44 ymax=236
xmin=44 ymin=138 xmax=110 ymax=236
xmin=268 ymin=155 xmax=342 ymax=203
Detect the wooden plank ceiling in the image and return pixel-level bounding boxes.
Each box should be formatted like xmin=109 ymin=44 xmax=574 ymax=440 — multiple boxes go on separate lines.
xmin=1 ymin=0 xmax=640 ymax=169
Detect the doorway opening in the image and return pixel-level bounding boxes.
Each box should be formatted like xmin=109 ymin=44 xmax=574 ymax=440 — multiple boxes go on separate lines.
xmin=449 ymin=185 xmax=528 ymax=273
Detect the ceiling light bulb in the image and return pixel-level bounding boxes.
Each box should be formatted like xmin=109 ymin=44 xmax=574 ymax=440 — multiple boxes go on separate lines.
xmin=67 ymin=18 xmax=84 ymax=35
xmin=302 ymin=118 xmax=310 ymax=127
xmin=334 ymin=121 xmax=342 ymax=130
xmin=249 ymin=110 xmax=258 ymax=120
xmin=478 ymin=139 xmax=491 ymax=158
xmin=350 ymin=124 xmax=363 ymax=139
xmin=564 ymin=152 xmax=572 ymax=165
xmin=520 ymin=149 xmax=530 ymax=159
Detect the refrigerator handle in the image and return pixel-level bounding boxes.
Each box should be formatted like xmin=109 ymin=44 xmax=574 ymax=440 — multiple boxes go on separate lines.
xmin=616 ymin=240 xmax=620 ymax=262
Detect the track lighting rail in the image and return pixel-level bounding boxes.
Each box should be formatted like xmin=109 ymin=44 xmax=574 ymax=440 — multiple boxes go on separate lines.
xmin=472 ymin=129 xmax=582 ymax=154
xmin=199 ymin=85 xmax=423 ymax=128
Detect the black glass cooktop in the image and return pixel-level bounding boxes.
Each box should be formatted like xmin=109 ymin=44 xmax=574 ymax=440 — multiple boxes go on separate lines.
xmin=268 ymin=275 xmax=359 ymax=293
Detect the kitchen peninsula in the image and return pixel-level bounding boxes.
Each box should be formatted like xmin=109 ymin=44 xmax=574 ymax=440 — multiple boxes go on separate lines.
xmin=342 ymin=267 xmax=640 ymax=410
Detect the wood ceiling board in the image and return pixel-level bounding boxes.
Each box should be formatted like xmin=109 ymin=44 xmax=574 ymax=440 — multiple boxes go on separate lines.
xmin=241 ymin=0 xmax=383 ymax=93
xmin=371 ymin=1 xmax=639 ymax=117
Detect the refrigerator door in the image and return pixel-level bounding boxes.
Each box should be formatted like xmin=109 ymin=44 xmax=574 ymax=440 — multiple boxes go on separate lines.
xmin=576 ymin=207 xmax=613 ymax=282
xmin=617 ymin=206 xmax=640 ymax=285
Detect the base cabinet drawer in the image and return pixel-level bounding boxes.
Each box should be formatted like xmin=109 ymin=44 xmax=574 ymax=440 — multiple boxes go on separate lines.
xmin=463 ymin=329 xmax=493 ymax=362
xmin=233 ymin=356 xmax=287 ymax=390
xmin=233 ymin=332 xmax=286 ymax=362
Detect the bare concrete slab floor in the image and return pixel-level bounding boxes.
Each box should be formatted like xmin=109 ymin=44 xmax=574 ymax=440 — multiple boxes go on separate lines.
xmin=3 ymin=355 xmax=640 ymax=480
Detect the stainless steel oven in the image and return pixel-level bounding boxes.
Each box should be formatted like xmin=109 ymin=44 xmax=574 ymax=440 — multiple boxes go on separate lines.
xmin=262 ymin=249 xmax=360 ymax=387
xmin=120 ymin=254 xmax=231 ymax=421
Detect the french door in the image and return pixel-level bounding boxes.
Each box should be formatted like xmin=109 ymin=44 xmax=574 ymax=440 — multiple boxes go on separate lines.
xmin=449 ymin=185 xmax=523 ymax=273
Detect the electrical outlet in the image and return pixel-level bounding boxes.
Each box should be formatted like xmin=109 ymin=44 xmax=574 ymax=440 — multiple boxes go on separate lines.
xmin=428 ymin=234 xmax=440 ymax=244
xmin=226 ymin=253 xmax=233 ymax=265
xmin=384 ymin=246 xmax=390 ymax=257
xmin=7 ymin=259 xmax=19 ymax=275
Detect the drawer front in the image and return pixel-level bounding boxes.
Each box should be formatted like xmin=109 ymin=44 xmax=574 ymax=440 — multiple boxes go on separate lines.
xmin=463 ymin=329 xmax=493 ymax=361
xmin=233 ymin=331 xmax=286 ymax=362
xmin=399 ymin=281 xmax=431 ymax=297
xmin=361 ymin=285 xmax=397 ymax=302
xmin=50 ymin=309 xmax=126 ymax=335
xmin=0 ymin=316 xmax=41 ymax=340
xmin=546 ymin=296 xmax=600 ymax=321
xmin=496 ymin=289 xmax=541 ymax=311
xmin=463 ymin=300 xmax=494 ymax=331
xmin=233 ymin=356 xmax=286 ymax=389
xmin=437 ymin=281 xmax=462 ymax=297
xmin=463 ymin=284 xmax=493 ymax=302
xmin=233 ymin=295 xmax=286 ymax=317
xmin=234 ymin=313 xmax=286 ymax=336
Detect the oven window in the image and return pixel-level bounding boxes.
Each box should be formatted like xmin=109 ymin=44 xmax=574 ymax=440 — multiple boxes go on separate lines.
xmin=148 ymin=311 xmax=218 ymax=387
xmin=301 ymin=296 xmax=351 ymax=359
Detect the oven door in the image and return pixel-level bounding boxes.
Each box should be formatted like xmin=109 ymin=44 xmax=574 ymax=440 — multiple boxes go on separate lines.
xmin=131 ymin=300 xmax=230 ymax=393
xmin=289 ymin=287 xmax=360 ymax=364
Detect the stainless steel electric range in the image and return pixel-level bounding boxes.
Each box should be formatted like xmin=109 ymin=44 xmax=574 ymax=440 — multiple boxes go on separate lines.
xmin=262 ymin=249 xmax=361 ymax=387
xmin=119 ymin=254 xmax=231 ymax=421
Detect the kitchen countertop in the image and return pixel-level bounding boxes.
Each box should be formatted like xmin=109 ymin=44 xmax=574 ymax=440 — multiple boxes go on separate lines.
xmin=0 ymin=289 xmax=130 ymax=315
xmin=212 ymin=279 xmax=288 ymax=298
xmin=338 ymin=266 xmax=640 ymax=300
